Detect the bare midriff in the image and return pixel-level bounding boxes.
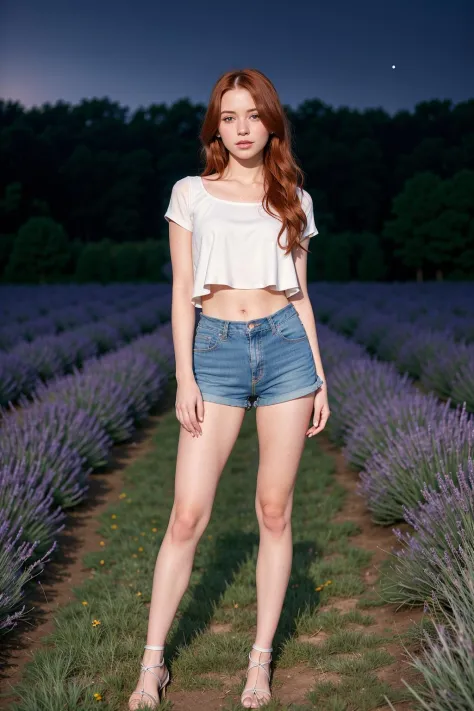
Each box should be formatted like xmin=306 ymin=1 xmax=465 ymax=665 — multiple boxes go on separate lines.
xmin=200 ymin=285 xmax=290 ymax=321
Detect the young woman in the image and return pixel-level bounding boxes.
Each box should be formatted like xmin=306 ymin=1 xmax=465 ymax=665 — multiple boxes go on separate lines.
xmin=128 ymin=67 xmax=330 ymax=710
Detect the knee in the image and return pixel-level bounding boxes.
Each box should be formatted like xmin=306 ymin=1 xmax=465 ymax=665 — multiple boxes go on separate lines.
xmin=258 ymin=502 xmax=289 ymax=535
xmin=170 ymin=509 xmax=206 ymax=543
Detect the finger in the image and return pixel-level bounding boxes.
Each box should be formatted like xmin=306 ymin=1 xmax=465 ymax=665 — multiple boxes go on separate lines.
xmin=185 ymin=407 xmax=200 ymax=437
xmin=196 ymin=399 xmax=204 ymax=424
xmin=181 ymin=409 xmax=195 ymax=435
xmin=189 ymin=409 xmax=201 ymax=436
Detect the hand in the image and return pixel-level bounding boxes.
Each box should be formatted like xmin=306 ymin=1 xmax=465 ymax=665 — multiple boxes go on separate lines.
xmin=175 ymin=377 xmax=204 ymax=437
xmin=306 ymin=386 xmax=330 ymax=437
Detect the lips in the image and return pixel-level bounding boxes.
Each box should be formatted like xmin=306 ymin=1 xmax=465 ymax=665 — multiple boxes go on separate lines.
xmin=236 ymin=141 xmax=253 ymax=145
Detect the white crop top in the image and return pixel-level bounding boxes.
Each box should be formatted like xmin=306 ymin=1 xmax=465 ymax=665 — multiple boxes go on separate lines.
xmin=164 ymin=175 xmax=318 ymax=309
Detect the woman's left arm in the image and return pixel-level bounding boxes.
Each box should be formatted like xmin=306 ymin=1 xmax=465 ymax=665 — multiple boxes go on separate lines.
xmin=290 ymin=239 xmax=330 ymax=436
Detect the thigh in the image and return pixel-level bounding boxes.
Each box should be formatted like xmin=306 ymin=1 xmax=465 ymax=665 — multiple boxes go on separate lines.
xmin=172 ymin=401 xmax=246 ymax=523
xmin=255 ymin=394 xmax=314 ymax=513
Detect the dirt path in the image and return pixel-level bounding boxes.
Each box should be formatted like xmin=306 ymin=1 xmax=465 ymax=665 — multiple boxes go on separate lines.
xmin=316 ymin=437 xmax=423 ymax=711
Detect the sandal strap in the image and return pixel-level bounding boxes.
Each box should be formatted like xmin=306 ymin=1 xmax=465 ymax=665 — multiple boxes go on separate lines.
xmin=243 ymin=687 xmax=271 ymax=694
xmin=141 ymin=662 xmax=164 ymax=676
xmin=144 ymin=644 xmax=165 ymax=650
xmin=252 ymin=644 xmax=273 ymax=652
xmin=248 ymin=650 xmax=271 ymax=678
xmin=130 ymin=689 xmax=159 ymax=704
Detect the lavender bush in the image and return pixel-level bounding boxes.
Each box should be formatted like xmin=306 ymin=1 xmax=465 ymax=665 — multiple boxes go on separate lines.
xmin=359 ymin=403 xmax=473 ymax=525
xmin=452 ymin=358 xmax=474 ymax=413
xmin=420 ymin=341 xmax=473 ymax=399
xmin=2 ymin=399 xmax=112 ymax=469
xmin=383 ymin=458 xmax=474 ymax=608
xmin=343 ymin=390 xmax=443 ymax=472
xmin=0 ymin=462 xmax=66 ymax=554
xmin=0 ymin=514 xmax=57 ymax=634
xmin=398 ymin=527 xmax=474 ymax=711
xmin=324 ymin=356 xmax=414 ymax=446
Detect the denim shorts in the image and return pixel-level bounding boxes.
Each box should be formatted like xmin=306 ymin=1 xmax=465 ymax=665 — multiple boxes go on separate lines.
xmin=192 ymin=302 xmax=324 ymax=411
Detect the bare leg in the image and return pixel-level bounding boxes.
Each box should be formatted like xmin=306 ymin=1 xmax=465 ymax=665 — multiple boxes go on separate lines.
xmin=241 ymin=393 xmax=315 ymax=709
xmin=129 ymin=401 xmax=246 ymax=709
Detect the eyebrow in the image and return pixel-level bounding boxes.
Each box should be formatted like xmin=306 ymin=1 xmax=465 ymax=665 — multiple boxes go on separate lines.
xmin=220 ymin=108 xmax=258 ymax=115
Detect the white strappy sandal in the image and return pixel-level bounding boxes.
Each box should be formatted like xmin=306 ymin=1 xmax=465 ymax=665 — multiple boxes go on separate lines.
xmin=240 ymin=644 xmax=273 ymax=708
xmin=128 ymin=644 xmax=170 ymax=709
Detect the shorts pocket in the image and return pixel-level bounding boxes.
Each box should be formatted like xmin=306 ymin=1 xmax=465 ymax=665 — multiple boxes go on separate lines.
xmin=193 ymin=322 xmax=224 ymax=352
xmin=275 ymin=313 xmax=308 ymax=343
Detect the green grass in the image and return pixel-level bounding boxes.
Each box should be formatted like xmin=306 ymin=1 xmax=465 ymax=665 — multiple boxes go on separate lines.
xmin=3 ymin=380 xmax=417 ymax=710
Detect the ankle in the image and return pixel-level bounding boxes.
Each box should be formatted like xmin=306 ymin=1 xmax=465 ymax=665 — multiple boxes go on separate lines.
xmin=142 ymin=647 xmax=165 ymax=664
xmin=252 ymin=643 xmax=272 ymax=654
xmin=249 ymin=648 xmax=272 ymax=663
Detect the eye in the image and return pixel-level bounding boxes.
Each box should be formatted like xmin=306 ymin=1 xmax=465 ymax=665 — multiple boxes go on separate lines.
xmin=221 ymin=114 xmax=260 ymax=123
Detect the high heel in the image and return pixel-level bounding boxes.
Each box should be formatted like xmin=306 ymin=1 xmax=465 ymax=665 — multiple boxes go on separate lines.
xmin=128 ymin=644 xmax=170 ymax=709
xmin=240 ymin=644 xmax=272 ymax=708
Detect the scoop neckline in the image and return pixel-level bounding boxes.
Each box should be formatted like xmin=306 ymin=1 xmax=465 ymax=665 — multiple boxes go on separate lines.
xmin=198 ymin=176 xmax=263 ymax=205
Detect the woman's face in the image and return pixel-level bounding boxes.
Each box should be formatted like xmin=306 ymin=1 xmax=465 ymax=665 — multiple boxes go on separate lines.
xmin=218 ymin=87 xmax=270 ymax=158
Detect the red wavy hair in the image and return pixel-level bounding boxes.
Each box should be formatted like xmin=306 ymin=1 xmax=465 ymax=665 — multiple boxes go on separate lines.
xmin=199 ymin=68 xmax=310 ymax=256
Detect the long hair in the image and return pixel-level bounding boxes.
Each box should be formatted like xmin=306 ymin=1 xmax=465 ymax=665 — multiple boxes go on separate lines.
xmin=199 ymin=68 xmax=310 ymax=256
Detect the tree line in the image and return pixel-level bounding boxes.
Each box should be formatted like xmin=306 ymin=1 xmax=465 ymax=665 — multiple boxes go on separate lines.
xmin=0 ymin=95 xmax=473 ymax=282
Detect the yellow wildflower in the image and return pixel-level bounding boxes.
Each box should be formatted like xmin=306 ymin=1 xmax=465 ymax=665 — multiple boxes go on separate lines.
xmin=111 ymin=524 xmax=118 ymax=530
xmin=93 ymin=691 xmax=102 ymax=700
xmin=100 ymin=560 xmax=105 ymax=565
xmin=119 ymin=493 xmax=127 ymax=499
xmin=138 ymin=547 xmax=144 ymax=552
xmin=325 ymin=580 xmax=333 ymax=586
xmin=92 ymin=619 xmax=101 ymax=627
xmin=315 ymin=586 xmax=323 ymax=592
xmin=99 ymin=541 xmax=105 ymax=546
xmin=136 ymin=591 xmax=142 ymax=597
xmin=81 ymin=600 xmax=88 ymax=606
xmin=111 ymin=514 xmax=117 ymax=519
xmin=152 ymin=528 xmax=158 ymax=533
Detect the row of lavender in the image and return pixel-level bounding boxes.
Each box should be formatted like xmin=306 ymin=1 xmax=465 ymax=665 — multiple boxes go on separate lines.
xmin=0 ymin=294 xmax=172 ymax=407
xmin=311 ymin=284 xmax=474 ymax=411
xmin=0 ymin=313 xmax=176 ymax=635
xmin=0 ymin=284 xmax=170 ymax=326
xmin=317 ymin=319 xmax=473 ymax=709
xmin=0 ymin=289 xmax=164 ymax=351
xmin=312 ymin=282 xmax=474 ymax=338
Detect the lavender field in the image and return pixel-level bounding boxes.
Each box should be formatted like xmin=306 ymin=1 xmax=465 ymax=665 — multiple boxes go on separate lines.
xmin=1 ymin=281 xmax=474 ymax=710
xmin=0 ymin=284 xmax=176 ymax=633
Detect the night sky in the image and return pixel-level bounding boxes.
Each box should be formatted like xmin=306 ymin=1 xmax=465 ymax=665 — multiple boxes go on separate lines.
xmin=1 ymin=0 xmax=472 ymax=115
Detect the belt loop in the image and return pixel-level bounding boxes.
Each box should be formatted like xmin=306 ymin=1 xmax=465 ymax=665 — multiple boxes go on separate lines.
xmin=222 ymin=321 xmax=229 ymax=339
xmin=267 ymin=313 xmax=277 ymax=335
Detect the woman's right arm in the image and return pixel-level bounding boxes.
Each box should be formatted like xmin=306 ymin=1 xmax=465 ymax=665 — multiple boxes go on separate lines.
xmin=168 ymin=218 xmax=196 ymax=386
xmin=168 ymin=219 xmax=204 ymax=436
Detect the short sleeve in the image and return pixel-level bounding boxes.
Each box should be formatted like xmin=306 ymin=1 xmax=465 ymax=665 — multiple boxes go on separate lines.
xmin=164 ymin=176 xmax=193 ymax=232
xmin=300 ymin=189 xmax=318 ymax=240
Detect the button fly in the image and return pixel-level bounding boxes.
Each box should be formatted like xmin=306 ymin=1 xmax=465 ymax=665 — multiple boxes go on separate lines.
xmin=248 ymin=323 xmax=255 ymax=330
